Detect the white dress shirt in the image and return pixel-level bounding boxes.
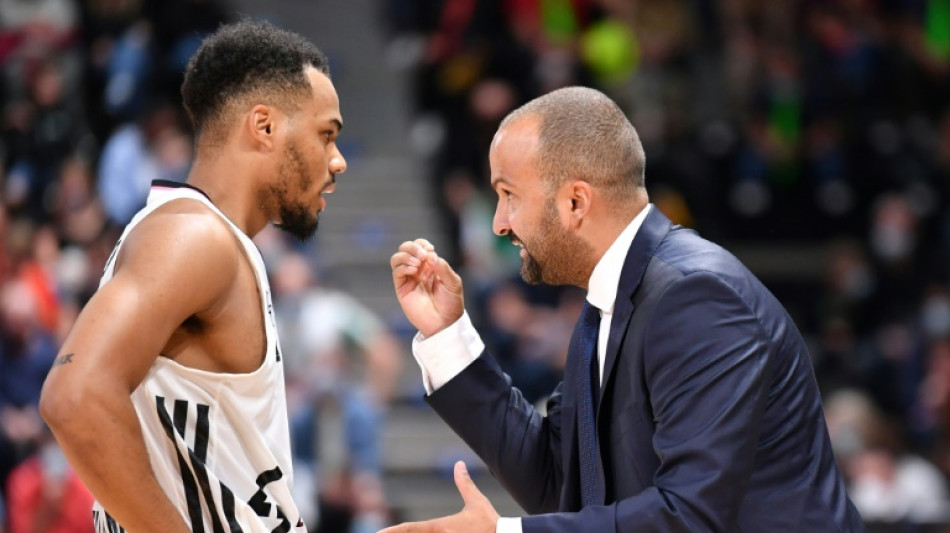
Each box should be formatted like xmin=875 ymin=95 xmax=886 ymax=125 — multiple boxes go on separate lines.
xmin=411 ymin=205 xmax=653 ymax=533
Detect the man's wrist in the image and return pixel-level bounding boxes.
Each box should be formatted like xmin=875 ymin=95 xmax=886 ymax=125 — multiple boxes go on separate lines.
xmin=497 ymin=516 xmax=522 ymax=533
xmin=411 ymin=311 xmax=484 ymax=393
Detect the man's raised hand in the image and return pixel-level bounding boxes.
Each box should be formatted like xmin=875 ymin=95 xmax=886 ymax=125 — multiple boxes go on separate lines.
xmin=390 ymin=239 xmax=464 ymax=338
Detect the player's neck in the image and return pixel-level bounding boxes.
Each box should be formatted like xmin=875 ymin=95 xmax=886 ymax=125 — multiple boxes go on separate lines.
xmin=186 ymin=156 xmax=269 ymax=237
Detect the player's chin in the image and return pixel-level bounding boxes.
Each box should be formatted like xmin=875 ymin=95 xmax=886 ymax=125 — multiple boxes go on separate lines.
xmin=276 ymin=211 xmax=320 ymax=241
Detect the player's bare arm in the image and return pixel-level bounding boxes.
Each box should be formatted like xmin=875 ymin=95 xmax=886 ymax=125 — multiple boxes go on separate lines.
xmin=40 ymin=201 xmax=243 ymax=533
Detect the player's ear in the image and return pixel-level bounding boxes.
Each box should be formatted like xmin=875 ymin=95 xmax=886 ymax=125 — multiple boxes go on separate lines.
xmin=247 ymin=104 xmax=278 ymax=152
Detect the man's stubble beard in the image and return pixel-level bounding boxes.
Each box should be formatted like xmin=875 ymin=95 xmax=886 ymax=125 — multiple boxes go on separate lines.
xmin=517 ymin=199 xmax=593 ymax=287
xmin=271 ymin=142 xmax=320 ymax=242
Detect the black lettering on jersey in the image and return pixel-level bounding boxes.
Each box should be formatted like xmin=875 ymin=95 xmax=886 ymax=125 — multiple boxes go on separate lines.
xmin=157 ymin=397 xmax=204 ymax=532
xmin=156 ymin=396 xmax=238 ymax=533
xmin=248 ymin=466 xmax=291 ymax=533
xmin=105 ymin=512 xmax=123 ymax=533
xmin=93 ymin=509 xmax=127 ymax=533
xmin=220 ymin=481 xmax=245 ymax=533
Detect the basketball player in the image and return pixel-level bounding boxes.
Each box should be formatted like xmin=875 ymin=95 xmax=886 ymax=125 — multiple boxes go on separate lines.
xmin=39 ymin=21 xmax=346 ymax=533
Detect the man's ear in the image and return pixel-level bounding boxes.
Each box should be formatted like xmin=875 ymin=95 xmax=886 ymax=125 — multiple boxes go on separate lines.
xmin=247 ymin=104 xmax=278 ymax=152
xmin=567 ymin=180 xmax=593 ymax=227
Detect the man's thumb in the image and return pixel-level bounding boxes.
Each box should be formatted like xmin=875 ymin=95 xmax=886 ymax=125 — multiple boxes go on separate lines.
xmin=454 ymin=461 xmax=483 ymax=505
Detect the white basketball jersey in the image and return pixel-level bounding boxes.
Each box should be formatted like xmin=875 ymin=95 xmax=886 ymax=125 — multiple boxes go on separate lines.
xmin=92 ymin=180 xmax=305 ymax=533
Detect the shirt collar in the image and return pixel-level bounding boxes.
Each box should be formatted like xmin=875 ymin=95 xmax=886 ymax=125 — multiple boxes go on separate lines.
xmin=587 ymin=204 xmax=652 ymax=314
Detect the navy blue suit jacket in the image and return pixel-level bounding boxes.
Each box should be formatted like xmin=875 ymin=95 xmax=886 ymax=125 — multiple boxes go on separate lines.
xmin=426 ymin=208 xmax=865 ymax=532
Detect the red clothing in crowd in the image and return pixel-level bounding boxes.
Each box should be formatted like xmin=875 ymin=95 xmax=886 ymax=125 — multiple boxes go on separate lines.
xmin=7 ymin=456 xmax=94 ymax=533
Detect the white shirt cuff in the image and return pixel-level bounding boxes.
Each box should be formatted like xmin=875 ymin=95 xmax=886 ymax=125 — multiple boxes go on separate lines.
xmin=411 ymin=311 xmax=485 ymax=394
xmin=497 ymin=517 xmax=522 ymax=533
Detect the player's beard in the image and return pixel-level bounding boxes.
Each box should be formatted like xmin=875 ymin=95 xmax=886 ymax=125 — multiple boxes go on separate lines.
xmin=272 ymin=142 xmax=320 ymax=241
xmin=515 ymin=199 xmax=592 ymax=286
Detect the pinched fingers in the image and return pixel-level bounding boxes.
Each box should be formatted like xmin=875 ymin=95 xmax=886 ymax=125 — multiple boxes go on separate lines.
xmin=392 ymin=239 xmax=439 ymax=289
xmin=390 ymin=250 xmax=420 ymax=271
xmin=396 ymin=239 xmax=435 ymax=261
xmin=392 ymin=240 xmax=438 ymax=275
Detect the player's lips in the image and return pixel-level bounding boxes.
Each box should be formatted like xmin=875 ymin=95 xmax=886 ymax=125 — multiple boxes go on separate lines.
xmin=318 ymin=175 xmax=336 ymax=211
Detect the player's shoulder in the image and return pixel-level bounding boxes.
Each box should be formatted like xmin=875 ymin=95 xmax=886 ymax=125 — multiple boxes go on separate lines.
xmin=117 ymin=198 xmax=242 ymax=277
xmin=133 ymin=198 xmax=236 ymax=246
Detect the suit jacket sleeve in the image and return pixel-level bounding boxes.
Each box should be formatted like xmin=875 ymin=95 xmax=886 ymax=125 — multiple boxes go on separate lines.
xmin=462 ymin=271 xmax=773 ymax=533
xmin=426 ymin=353 xmax=566 ymax=514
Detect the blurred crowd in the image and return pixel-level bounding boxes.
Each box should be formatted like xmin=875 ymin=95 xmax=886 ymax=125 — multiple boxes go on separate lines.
xmin=0 ymin=0 xmax=949 ymax=531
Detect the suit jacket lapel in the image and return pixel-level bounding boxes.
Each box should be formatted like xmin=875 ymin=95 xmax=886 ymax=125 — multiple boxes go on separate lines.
xmin=597 ymin=207 xmax=673 ymax=417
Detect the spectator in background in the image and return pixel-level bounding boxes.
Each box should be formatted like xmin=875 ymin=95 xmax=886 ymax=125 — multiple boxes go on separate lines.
xmin=145 ymin=0 xmax=232 ymax=94
xmin=79 ymin=0 xmax=154 ymax=137
xmin=826 ymin=389 xmax=950 ymax=523
xmin=48 ymin=156 xmax=107 ymax=247
xmin=921 ymin=336 xmax=950 ymax=479
xmin=77 ymin=0 xmax=231 ymax=131
xmin=4 ymin=57 xmax=92 ymax=223
xmin=272 ymin=250 xmax=403 ymax=533
xmin=97 ymin=102 xmax=191 ymax=225
xmin=6 ymin=431 xmax=94 ymax=533
xmin=0 ymin=0 xmax=81 ymax=100
xmin=0 ymin=277 xmax=58 ymax=501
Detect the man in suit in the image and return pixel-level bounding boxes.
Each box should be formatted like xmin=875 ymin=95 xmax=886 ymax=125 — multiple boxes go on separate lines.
xmin=385 ymin=87 xmax=864 ymax=532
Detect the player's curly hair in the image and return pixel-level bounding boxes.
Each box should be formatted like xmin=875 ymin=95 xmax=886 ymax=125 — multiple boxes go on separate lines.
xmin=181 ymin=20 xmax=329 ymax=141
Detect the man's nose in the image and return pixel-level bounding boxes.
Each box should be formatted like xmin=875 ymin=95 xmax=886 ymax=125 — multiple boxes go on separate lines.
xmin=330 ymin=152 xmax=347 ymax=175
xmin=492 ymin=208 xmax=509 ymax=237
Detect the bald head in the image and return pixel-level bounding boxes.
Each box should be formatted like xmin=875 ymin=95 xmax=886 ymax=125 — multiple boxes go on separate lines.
xmin=499 ymin=87 xmax=645 ymax=203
